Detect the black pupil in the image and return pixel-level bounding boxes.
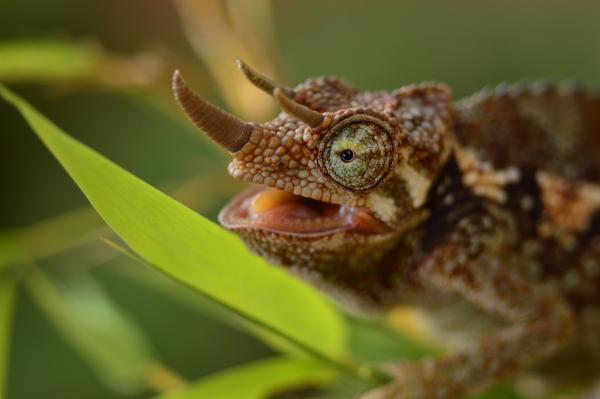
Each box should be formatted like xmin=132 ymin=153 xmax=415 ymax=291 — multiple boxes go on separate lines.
xmin=340 ymin=149 xmax=355 ymax=162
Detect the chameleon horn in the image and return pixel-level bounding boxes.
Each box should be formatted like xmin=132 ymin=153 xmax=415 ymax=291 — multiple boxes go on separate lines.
xmin=273 ymin=87 xmax=324 ymax=128
xmin=236 ymin=59 xmax=295 ymax=97
xmin=172 ymin=70 xmax=254 ymax=152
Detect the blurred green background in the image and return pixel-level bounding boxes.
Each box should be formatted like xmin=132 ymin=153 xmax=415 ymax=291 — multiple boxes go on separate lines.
xmin=2 ymin=1 xmax=600 ymax=398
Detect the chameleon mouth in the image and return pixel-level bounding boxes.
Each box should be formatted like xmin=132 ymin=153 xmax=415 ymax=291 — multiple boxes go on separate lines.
xmin=219 ymin=187 xmax=389 ymax=237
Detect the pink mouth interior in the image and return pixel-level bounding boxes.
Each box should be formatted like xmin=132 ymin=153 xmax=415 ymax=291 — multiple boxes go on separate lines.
xmin=219 ymin=187 xmax=389 ymax=237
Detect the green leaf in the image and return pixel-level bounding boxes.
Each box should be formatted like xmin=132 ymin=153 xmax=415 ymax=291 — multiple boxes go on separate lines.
xmin=348 ymin=317 xmax=437 ymax=363
xmin=24 ymin=267 xmax=154 ymax=394
xmin=0 ymin=235 xmax=23 ymax=272
xmin=0 ymin=40 xmax=98 ymax=82
xmin=0 ymin=207 xmax=103 ymax=270
xmin=471 ymin=385 xmax=523 ymax=399
xmin=156 ymin=357 xmax=334 ymax=399
xmin=0 ymin=274 xmax=17 ymax=399
xmin=0 ymin=85 xmax=349 ymax=367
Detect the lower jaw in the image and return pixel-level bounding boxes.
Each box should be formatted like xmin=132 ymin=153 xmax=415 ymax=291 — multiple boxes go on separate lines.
xmin=218 ymin=187 xmax=390 ymax=238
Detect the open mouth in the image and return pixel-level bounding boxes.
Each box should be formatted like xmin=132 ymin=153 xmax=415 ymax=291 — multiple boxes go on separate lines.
xmin=219 ymin=187 xmax=389 ymax=237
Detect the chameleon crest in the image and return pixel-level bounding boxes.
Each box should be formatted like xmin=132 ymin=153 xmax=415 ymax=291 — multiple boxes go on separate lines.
xmin=173 ymin=62 xmax=600 ymax=399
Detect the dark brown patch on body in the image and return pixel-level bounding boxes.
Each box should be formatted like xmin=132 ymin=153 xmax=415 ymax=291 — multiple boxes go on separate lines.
xmin=454 ymin=82 xmax=600 ymax=182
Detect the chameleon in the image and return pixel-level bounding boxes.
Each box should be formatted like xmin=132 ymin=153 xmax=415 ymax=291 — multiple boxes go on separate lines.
xmin=172 ymin=61 xmax=600 ymax=399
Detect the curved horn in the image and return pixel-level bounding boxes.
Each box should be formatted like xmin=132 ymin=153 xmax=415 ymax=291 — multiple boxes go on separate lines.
xmin=236 ymin=59 xmax=294 ymax=97
xmin=273 ymin=87 xmax=324 ymax=128
xmin=172 ymin=70 xmax=253 ymax=152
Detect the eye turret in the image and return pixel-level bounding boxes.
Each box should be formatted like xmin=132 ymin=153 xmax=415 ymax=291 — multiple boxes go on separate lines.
xmin=319 ymin=116 xmax=396 ymax=192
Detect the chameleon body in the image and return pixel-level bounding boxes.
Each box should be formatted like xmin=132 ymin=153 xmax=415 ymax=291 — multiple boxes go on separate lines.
xmin=172 ymin=63 xmax=600 ymax=399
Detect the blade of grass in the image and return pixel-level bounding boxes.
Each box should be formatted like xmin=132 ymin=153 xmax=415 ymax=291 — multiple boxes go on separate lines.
xmin=24 ymin=266 xmax=157 ymax=394
xmin=0 ymin=274 xmax=17 ymax=399
xmin=156 ymin=357 xmax=334 ymax=399
xmin=0 ymin=208 xmax=103 ymax=270
xmin=348 ymin=317 xmax=437 ymax=363
xmin=0 ymin=40 xmax=97 ymax=82
xmin=0 ymin=85 xmax=355 ymax=377
xmin=0 ymin=39 xmax=162 ymax=88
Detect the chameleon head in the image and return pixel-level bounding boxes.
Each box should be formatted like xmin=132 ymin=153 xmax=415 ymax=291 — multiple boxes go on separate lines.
xmin=172 ymin=62 xmax=452 ymax=272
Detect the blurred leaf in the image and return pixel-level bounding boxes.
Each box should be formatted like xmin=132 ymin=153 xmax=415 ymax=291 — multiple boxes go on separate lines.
xmin=0 ymin=40 xmax=163 ymax=88
xmin=0 ymin=208 xmax=103 ymax=270
xmin=348 ymin=318 xmax=437 ymax=363
xmin=0 ymin=236 xmax=23 ymax=272
xmin=471 ymin=386 xmax=523 ymax=399
xmin=173 ymin=0 xmax=278 ymax=119
xmin=0 ymin=86 xmax=351 ymax=371
xmin=0 ymin=40 xmax=97 ymax=82
xmin=24 ymin=267 xmax=154 ymax=394
xmin=0 ymin=274 xmax=17 ymax=399
xmin=156 ymin=357 xmax=334 ymax=399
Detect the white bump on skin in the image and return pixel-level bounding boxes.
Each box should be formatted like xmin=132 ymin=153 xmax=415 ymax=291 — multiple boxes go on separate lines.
xmin=395 ymin=164 xmax=432 ymax=208
xmin=456 ymin=147 xmax=521 ymax=203
xmin=367 ymin=192 xmax=397 ymax=224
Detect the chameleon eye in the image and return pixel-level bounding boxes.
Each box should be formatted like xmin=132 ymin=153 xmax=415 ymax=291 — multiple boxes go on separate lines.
xmin=319 ymin=121 xmax=395 ymax=192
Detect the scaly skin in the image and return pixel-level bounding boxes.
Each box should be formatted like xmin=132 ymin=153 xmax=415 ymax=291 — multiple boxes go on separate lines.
xmin=173 ymin=63 xmax=600 ymax=399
